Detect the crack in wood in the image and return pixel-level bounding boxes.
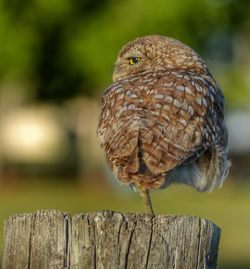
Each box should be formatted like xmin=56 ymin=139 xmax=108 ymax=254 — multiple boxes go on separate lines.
xmin=145 ymin=216 xmax=154 ymax=269
xmin=63 ymin=214 xmax=70 ymax=268
xmin=196 ymin=217 xmax=202 ymax=269
xmin=124 ymin=219 xmax=137 ymax=269
xmin=27 ymin=213 xmax=36 ymax=269
xmin=92 ymin=215 xmax=97 ymax=269
xmin=116 ymin=214 xmax=124 ymax=268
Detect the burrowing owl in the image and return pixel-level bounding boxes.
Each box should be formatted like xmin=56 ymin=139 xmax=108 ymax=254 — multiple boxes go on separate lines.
xmin=97 ymin=35 xmax=230 ymax=214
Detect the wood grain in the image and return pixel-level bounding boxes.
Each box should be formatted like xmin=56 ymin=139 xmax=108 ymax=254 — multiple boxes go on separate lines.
xmin=2 ymin=210 xmax=221 ymax=269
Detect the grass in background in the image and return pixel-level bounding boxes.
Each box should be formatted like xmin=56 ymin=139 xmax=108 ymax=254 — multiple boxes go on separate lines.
xmin=0 ymin=177 xmax=249 ymax=269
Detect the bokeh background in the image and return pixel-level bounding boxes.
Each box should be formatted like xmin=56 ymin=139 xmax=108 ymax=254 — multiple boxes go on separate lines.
xmin=0 ymin=0 xmax=250 ymax=268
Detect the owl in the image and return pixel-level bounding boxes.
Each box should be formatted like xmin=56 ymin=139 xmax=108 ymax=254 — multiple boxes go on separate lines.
xmin=97 ymin=35 xmax=230 ymax=214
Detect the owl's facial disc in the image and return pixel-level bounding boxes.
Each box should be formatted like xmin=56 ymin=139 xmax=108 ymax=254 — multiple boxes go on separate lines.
xmin=112 ymin=49 xmax=151 ymax=82
xmin=112 ymin=35 xmax=208 ymax=83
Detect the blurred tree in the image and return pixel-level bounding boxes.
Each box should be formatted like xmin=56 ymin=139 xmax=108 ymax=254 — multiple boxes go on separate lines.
xmin=0 ymin=0 xmax=249 ymax=106
xmin=0 ymin=0 xmax=111 ymax=102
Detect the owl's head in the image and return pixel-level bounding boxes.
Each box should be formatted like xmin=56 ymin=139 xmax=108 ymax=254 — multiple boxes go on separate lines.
xmin=113 ymin=35 xmax=207 ymax=82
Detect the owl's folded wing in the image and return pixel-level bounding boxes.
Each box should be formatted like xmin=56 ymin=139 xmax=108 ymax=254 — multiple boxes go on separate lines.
xmin=97 ymin=70 xmax=225 ymax=176
xmin=140 ymin=71 xmax=225 ymax=174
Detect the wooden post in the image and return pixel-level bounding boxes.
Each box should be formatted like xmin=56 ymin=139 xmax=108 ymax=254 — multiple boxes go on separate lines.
xmin=2 ymin=210 xmax=221 ymax=269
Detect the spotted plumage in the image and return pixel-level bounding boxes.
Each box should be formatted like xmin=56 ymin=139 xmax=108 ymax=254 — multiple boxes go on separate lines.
xmin=97 ymin=35 xmax=230 ymax=214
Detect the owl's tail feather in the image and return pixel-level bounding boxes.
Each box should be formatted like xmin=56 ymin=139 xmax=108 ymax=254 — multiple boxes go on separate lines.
xmin=111 ymin=125 xmax=165 ymax=190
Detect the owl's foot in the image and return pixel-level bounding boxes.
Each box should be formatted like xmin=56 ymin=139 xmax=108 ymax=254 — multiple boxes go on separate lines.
xmin=140 ymin=189 xmax=154 ymax=215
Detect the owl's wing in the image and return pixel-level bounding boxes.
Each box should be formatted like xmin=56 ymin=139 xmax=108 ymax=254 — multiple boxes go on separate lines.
xmin=139 ymin=71 xmax=225 ymax=174
xmin=97 ymin=81 xmax=141 ymax=174
xmin=97 ymin=70 xmax=225 ymax=177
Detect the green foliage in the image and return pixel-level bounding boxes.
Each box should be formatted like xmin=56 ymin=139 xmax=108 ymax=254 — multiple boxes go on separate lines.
xmin=0 ymin=0 xmax=250 ymax=105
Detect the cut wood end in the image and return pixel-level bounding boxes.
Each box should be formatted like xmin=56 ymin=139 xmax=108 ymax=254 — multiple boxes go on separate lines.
xmin=2 ymin=210 xmax=221 ymax=269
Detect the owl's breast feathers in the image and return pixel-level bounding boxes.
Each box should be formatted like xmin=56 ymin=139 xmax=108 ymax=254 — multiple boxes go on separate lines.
xmin=97 ymin=69 xmax=224 ymax=190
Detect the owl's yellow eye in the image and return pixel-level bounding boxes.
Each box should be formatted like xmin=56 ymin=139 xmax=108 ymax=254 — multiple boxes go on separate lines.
xmin=127 ymin=56 xmax=142 ymax=65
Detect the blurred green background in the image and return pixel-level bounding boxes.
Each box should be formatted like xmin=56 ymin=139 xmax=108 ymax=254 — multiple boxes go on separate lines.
xmin=0 ymin=0 xmax=250 ymax=268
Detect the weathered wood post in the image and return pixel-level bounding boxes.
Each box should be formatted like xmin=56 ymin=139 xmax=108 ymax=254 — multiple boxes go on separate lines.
xmin=2 ymin=210 xmax=220 ymax=269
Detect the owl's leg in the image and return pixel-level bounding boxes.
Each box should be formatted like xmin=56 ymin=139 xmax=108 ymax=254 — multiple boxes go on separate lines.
xmin=140 ymin=190 xmax=154 ymax=215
